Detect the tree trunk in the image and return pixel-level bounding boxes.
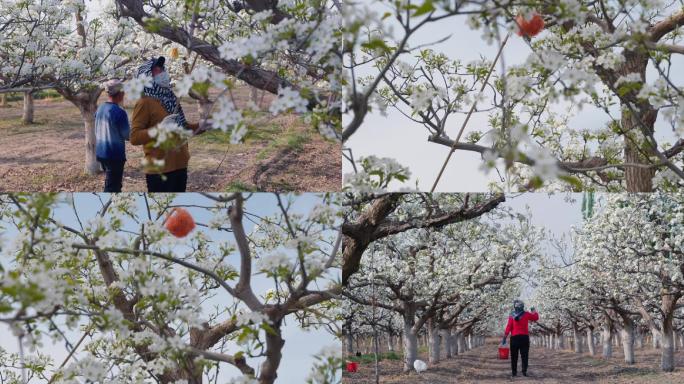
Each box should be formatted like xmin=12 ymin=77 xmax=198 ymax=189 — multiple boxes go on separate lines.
xmin=251 ymin=86 xmax=261 ymax=109
xmin=441 ymin=329 xmax=452 ymax=358
xmin=78 ymin=101 xmax=101 ymax=175
xmin=373 ymin=329 xmax=380 ymax=384
xmin=345 ymin=329 xmax=354 ymax=356
xmin=22 ymin=91 xmax=34 ymax=124
xmin=602 ymin=324 xmax=613 ymax=358
xmin=618 ymin=50 xmax=659 ymax=193
xmin=675 ymin=332 xmax=679 ymax=351
xmin=402 ymin=318 xmax=418 ymax=372
xmin=587 ymin=328 xmax=595 ymax=356
xmin=661 ymin=315 xmax=675 ymax=372
xmin=621 ymin=321 xmax=635 ymax=364
xmin=1 ymin=93 xmax=8 ymax=107
xmin=457 ymin=333 xmax=466 ymax=354
xmin=572 ymin=324 xmax=582 ymax=353
xmin=259 ymin=319 xmax=285 ymax=384
xmin=428 ymin=319 xmax=440 ymax=364
xmin=651 ymin=326 xmax=662 ymax=349
xmin=388 ymin=334 xmax=395 ymax=352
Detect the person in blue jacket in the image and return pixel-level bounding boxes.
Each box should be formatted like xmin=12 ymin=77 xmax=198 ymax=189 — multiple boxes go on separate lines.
xmin=95 ymin=80 xmax=130 ymax=192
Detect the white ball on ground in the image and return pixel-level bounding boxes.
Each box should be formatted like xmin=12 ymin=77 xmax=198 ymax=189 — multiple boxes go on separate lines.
xmin=414 ymin=359 xmax=427 ymax=373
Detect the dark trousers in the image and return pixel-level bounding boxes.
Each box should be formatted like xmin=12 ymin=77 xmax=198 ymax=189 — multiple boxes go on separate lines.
xmin=146 ymin=168 xmax=188 ymax=192
xmin=510 ymin=335 xmax=530 ymax=375
xmin=98 ymin=158 xmax=125 ymax=193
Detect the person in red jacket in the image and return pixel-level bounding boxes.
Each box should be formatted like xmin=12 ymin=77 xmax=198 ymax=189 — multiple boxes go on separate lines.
xmin=502 ymin=300 xmax=539 ymax=377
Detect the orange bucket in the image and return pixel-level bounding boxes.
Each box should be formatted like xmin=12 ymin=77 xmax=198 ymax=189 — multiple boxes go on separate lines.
xmin=346 ymin=361 xmax=358 ymax=372
xmin=498 ymin=346 xmax=510 ymax=360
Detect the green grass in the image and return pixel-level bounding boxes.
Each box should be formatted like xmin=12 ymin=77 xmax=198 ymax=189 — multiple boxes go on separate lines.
xmin=245 ymin=122 xmax=282 ymax=141
xmin=3 ymin=89 xmax=62 ymax=102
xmin=348 ymin=351 xmax=401 ymax=364
xmin=194 ymin=129 xmax=235 ymax=145
xmin=256 ymin=129 xmax=310 ymax=160
xmin=193 ymin=122 xmax=284 ymax=152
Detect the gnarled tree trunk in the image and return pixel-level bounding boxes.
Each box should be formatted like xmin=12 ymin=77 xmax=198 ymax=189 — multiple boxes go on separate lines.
xmin=618 ymin=51 xmax=657 ymax=192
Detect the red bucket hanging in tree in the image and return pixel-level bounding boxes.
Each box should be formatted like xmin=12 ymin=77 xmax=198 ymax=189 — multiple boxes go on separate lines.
xmin=516 ymin=13 xmax=545 ymax=37
xmin=165 ymin=208 xmax=196 ymax=238
xmin=498 ymin=345 xmax=510 ymax=360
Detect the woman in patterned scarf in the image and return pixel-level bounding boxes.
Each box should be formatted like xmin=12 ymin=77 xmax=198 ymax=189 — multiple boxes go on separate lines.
xmin=130 ymin=56 xmax=206 ymax=192
xmin=137 ymin=57 xmax=188 ymax=127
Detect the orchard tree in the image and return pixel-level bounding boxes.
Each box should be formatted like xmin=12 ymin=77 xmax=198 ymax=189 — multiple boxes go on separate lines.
xmin=573 ymin=192 xmax=684 ymax=371
xmin=341 ymin=191 xmax=506 ymax=282
xmin=114 ymin=0 xmax=342 ymax=143
xmin=343 ymin=0 xmax=684 ymax=192
xmin=0 ymin=193 xmax=342 ymax=383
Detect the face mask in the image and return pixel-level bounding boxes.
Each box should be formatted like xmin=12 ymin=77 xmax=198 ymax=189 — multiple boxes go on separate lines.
xmin=154 ymin=71 xmax=171 ymax=88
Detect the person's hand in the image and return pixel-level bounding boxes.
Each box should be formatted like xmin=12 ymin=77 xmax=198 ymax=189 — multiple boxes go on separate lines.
xmin=501 ymin=336 xmax=507 ymax=345
xmin=160 ymin=114 xmax=179 ymax=126
xmin=194 ymin=119 xmax=211 ymax=135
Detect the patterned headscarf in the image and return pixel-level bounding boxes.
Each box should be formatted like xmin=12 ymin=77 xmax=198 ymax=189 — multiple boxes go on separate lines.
xmin=137 ymin=58 xmax=187 ymax=128
xmin=512 ymin=300 xmax=525 ymax=321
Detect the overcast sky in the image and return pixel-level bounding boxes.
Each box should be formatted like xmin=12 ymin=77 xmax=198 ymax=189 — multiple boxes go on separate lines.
xmin=344 ymin=1 xmax=683 ymax=192
xmin=0 ymin=193 xmax=339 ymax=383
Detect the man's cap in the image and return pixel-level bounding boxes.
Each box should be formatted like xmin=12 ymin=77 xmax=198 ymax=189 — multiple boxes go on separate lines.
xmin=103 ymin=79 xmax=123 ymax=96
xmin=152 ymin=56 xmax=166 ymax=70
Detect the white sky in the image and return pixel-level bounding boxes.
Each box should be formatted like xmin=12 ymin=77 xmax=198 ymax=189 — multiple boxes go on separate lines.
xmin=0 ymin=193 xmax=339 ymax=383
xmin=343 ymin=1 xmax=684 ymax=191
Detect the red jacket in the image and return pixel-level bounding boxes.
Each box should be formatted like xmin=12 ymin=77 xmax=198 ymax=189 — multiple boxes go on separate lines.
xmin=504 ymin=311 xmax=539 ymax=336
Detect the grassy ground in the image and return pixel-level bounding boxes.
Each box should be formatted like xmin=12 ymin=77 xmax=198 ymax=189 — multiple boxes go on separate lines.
xmin=0 ymin=87 xmax=340 ymax=192
xmin=343 ymin=338 xmax=684 ymax=383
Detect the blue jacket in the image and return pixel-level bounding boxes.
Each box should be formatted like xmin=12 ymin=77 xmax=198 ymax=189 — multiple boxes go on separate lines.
xmin=95 ymin=102 xmax=130 ymax=161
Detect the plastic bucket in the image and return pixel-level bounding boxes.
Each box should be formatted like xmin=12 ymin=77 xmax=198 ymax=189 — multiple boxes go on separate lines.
xmin=346 ymin=361 xmax=359 ymax=372
xmin=498 ymin=346 xmax=510 ymax=360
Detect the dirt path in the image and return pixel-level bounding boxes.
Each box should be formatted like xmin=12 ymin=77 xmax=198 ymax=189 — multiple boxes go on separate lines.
xmin=343 ymin=339 xmax=684 ymax=383
xmin=0 ymin=90 xmax=340 ymax=192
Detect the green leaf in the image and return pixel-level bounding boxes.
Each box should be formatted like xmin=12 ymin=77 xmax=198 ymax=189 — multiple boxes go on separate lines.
xmin=558 ymin=175 xmax=583 ymax=191
xmin=412 ymin=0 xmax=435 ymax=16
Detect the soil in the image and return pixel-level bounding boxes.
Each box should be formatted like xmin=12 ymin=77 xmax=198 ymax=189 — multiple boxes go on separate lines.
xmin=343 ymin=338 xmax=684 ymax=383
xmin=0 ymin=88 xmax=340 ymax=192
